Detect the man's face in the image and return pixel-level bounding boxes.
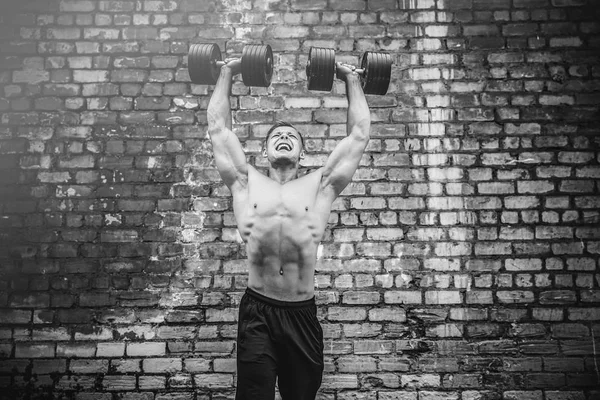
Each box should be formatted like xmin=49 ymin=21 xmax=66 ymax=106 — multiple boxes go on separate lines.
xmin=263 ymin=126 xmax=305 ymax=165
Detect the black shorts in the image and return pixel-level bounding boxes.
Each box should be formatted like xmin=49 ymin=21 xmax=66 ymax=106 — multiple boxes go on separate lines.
xmin=235 ymin=288 xmax=324 ymax=400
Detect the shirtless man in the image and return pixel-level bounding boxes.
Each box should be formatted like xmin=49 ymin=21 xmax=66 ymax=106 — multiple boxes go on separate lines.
xmin=206 ymin=56 xmax=370 ymax=400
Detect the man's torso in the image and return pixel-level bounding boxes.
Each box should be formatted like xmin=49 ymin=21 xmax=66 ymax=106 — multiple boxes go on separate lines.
xmin=231 ymin=166 xmax=335 ymax=301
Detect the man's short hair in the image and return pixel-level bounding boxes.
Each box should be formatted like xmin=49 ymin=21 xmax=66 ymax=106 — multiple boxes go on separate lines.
xmin=264 ymin=121 xmax=304 ymax=149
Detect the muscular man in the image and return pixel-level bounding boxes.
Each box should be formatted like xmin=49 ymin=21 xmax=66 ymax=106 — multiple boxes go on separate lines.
xmin=206 ymin=56 xmax=370 ymax=400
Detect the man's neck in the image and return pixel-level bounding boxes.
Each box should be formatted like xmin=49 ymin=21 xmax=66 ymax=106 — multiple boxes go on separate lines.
xmin=268 ymin=164 xmax=299 ymax=184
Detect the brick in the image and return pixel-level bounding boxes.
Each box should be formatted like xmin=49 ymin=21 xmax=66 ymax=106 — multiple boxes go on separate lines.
xmin=104 ymin=359 xmax=137 ymax=375
xmin=60 ymin=1 xmax=96 ymax=12
xmin=84 ymin=28 xmax=120 ymax=40
xmin=143 ymin=358 xmax=182 ymax=373
xmin=126 ymin=342 xmax=166 ymax=356
xmin=425 ymin=290 xmax=462 ymax=304
xmin=505 ymin=258 xmax=543 ymax=271
xmin=418 ymin=392 xmax=460 ymax=400
xmin=503 ymin=391 xmax=543 ymax=400
xmin=32 ymin=359 xmax=67 ymax=374
xmin=328 ymin=307 xmax=367 ymax=321
xmin=13 ymin=70 xmax=50 ymax=84
xmin=465 ymin=25 xmax=500 ymax=36
xmin=401 ymin=373 xmax=441 ymax=388
xmin=70 ymin=359 xmax=109 ymax=374
xmin=72 ymin=325 xmax=113 ymax=341
xmin=478 ymin=182 xmax=514 ymax=194
xmin=497 ymin=291 xmax=535 ymax=304
xmin=56 ymin=376 xmax=96 ymax=391
xmin=47 ymin=28 xmax=81 ymax=40
xmin=139 ymin=375 xmax=166 ymax=390
xmin=193 ymin=373 xmax=233 ymax=389
xmin=135 ymin=97 xmax=171 ymax=110
xmin=567 ymin=308 xmax=600 ymax=321
xmin=353 ymin=340 xmax=394 ymax=354
xmin=0 ymin=309 xmax=32 ymax=324
xmin=102 ymin=375 xmax=136 ymax=391
xmin=435 ymin=242 xmax=472 ymax=256
xmin=342 ymin=291 xmax=380 ymax=305
xmin=111 ymin=70 xmax=148 ymax=82
xmin=575 ymin=164 xmax=600 ymax=178
xmin=384 ymin=291 xmax=422 ymax=304
xmin=96 ymin=342 xmax=125 ymax=357
xmin=33 ymin=327 xmax=71 ymax=341
xmin=536 ymin=226 xmax=573 ymax=239
xmin=366 ymin=228 xmax=404 ymax=240
xmin=449 ymin=308 xmax=488 ymax=321
xmin=73 ymin=70 xmax=110 ymax=83
xmin=566 ymin=373 xmax=598 ymax=387
xmin=337 ymin=355 xmax=377 ymax=372
xmin=575 ymin=196 xmax=600 ymax=209
xmin=16 ymin=343 xmax=55 ymax=358
xmin=545 ymin=392 xmax=586 ymax=400
xmin=320 ymin=374 xmax=359 ymax=389
xmin=97 ymin=1 xmax=136 ymax=11
xmin=10 ymin=294 xmax=50 ymax=308
xmin=503 ymin=357 xmax=543 ymax=372
xmin=122 ymin=27 xmax=159 ymax=40
xmin=368 ymin=307 xmax=407 ymax=322
xmin=143 ymin=1 xmax=178 ymax=11
xmin=549 ymin=37 xmax=583 ymax=47
xmin=378 ymin=393 xmax=418 ymax=400
xmin=181 ymin=358 xmax=211 ymax=374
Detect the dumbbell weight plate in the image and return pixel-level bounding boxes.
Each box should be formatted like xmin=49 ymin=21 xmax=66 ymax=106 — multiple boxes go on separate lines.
xmin=306 ymin=47 xmax=335 ymax=92
xmin=360 ymin=51 xmax=393 ymax=95
xmin=188 ymin=43 xmax=222 ymax=85
xmin=241 ymin=44 xmax=273 ymax=87
xmin=360 ymin=51 xmax=380 ymax=94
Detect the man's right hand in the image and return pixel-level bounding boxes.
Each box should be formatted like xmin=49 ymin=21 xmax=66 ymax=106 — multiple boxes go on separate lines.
xmin=335 ymin=62 xmax=360 ymax=82
xmin=223 ymin=58 xmax=242 ymax=76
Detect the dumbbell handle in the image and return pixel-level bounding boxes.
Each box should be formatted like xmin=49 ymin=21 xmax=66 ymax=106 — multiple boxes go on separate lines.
xmin=215 ymin=59 xmax=248 ymax=69
xmin=335 ymin=63 xmax=366 ymax=76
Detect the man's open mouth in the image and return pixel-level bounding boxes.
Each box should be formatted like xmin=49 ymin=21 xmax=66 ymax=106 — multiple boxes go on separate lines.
xmin=276 ymin=143 xmax=291 ymax=151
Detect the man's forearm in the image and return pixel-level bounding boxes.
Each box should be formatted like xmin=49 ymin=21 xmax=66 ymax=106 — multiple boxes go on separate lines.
xmin=345 ymin=74 xmax=370 ymax=140
xmin=207 ymin=66 xmax=235 ymax=131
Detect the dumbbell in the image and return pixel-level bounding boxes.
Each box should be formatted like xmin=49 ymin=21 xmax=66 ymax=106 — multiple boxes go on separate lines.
xmin=306 ymin=47 xmax=393 ymax=95
xmin=188 ymin=43 xmax=273 ymax=87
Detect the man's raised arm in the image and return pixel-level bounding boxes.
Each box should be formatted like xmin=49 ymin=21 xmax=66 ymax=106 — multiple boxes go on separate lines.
xmin=319 ymin=63 xmax=371 ymax=198
xmin=206 ymin=60 xmax=248 ymax=192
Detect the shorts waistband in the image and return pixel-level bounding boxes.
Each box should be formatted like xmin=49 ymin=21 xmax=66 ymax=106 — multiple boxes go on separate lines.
xmin=245 ymin=287 xmax=315 ymax=309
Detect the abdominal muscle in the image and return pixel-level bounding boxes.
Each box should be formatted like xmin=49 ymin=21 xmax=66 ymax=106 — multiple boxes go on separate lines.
xmin=242 ymin=213 xmax=321 ymax=302
xmin=231 ymin=166 xmax=332 ymax=302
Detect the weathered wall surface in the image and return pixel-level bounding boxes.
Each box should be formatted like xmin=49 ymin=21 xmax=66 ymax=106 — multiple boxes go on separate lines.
xmin=0 ymin=0 xmax=599 ymax=399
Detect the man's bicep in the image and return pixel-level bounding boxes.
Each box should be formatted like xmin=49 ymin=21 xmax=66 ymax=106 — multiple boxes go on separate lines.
xmin=209 ymin=126 xmax=249 ymax=189
xmin=321 ymin=133 xmax=368 ymax=196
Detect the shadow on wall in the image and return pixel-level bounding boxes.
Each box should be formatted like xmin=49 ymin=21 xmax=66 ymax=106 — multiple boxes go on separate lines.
xmin=0 ymin=123 xmax=247 ymax=397
xmin=0 ymin=2 xmax=246 ymax=395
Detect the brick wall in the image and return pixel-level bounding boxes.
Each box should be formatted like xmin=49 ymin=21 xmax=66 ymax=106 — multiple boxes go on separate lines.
xmin=1 ymin=0 xmax=599 ymax=398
